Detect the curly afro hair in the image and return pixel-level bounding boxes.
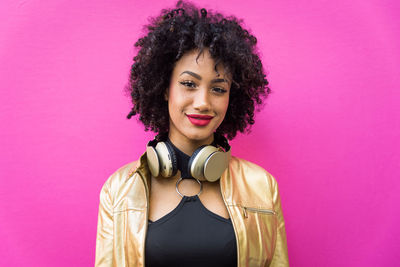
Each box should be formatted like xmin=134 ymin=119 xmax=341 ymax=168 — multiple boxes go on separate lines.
xmin=126 ymin=0 xmax=270 ymax=140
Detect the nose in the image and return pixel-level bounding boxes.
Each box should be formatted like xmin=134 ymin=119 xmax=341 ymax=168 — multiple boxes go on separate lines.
xmin=193 ymin=88 xmax=211 ymax=111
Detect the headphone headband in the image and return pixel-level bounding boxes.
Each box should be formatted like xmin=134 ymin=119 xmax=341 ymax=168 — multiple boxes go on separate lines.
xmin=212 ymin=132 xmax=231 ymax=153
xmin=147 ymin=133 xmax=230 ymax=152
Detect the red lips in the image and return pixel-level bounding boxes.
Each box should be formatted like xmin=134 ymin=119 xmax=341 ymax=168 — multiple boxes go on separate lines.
xmin=186 ymin=114 xmax=214 ymax=126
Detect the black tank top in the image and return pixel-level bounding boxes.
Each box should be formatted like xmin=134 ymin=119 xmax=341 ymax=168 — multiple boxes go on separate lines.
xmin=145 ymin=194 xmax=237 ymax=267
xmin=145 ymin=139 xmax=237 ymax=266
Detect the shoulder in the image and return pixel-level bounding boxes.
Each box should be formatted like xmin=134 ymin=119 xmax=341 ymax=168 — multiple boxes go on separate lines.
xmin=229 ymin=155 xmax=278 ymax=188
xmin=226 ymin=156 xmax=284 ymax=210
xmin=99 ymin=159 xmax=141 ymax=198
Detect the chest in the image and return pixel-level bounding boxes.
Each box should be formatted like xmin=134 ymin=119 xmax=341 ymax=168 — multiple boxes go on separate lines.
xmin=148 ymin=176 xmax=230 ymax=222
xmin=111 ymin=172 xmax=278 ymax=267
xmin=145 ymin=194 xmax=237 ymax=267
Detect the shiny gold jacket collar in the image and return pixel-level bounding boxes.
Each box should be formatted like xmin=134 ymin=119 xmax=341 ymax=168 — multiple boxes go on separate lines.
xmin=95 ymin=153 xmax=289 ymax=266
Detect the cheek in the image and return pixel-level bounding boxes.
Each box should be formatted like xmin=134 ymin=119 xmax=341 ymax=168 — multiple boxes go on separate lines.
xmin=168 ymin=91 xmax=187 ymax=115
xmin=167 ymin=88 xmax=179 ymax=108
xmin=220 ymin=96 xmax=230 ymax=115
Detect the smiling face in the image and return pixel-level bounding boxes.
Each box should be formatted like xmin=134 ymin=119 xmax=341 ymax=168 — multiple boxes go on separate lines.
xmin=166 ymin=49 xmax=231 ymax=153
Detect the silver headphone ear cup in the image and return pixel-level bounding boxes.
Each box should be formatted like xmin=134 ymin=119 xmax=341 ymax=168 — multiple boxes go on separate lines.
xmin=189 ymin=146 xmax=218 ymax=181
xmin=203 ymin=151 xmax=228 ymax=182
xmin=155 ymin=142 xmax=174 ymax=177
xmin=146 ymin=146 xmax=160 ymax=177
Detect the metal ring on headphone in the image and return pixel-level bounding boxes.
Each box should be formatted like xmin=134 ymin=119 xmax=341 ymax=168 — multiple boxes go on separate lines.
xmin=175 ymin=177 xmax=203 ymax=198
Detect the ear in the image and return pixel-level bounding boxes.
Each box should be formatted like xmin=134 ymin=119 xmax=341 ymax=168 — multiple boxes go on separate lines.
xmin=164 ymin=88 xmax=169 ymax=101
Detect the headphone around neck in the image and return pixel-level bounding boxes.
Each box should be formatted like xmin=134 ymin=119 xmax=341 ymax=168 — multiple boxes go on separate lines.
xmin=146 ymin=134 xmax=231 ymax=182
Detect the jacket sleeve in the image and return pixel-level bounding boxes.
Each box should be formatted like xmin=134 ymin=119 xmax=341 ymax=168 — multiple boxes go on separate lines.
xmin=269 ymin=177 xmax=289 ymax=267
xmin=95 ymin=180 xmax=114 ymax=267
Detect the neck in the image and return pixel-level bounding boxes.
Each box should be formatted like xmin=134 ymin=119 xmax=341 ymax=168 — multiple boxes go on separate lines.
xmin=167 ymin=133 xmax=214 ymax=156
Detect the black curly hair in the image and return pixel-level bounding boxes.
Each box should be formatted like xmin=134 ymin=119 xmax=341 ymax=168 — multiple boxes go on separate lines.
xmin=126 ymin=0 xmax=270 ymax=140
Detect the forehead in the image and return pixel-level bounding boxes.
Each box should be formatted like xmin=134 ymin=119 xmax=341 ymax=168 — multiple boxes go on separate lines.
xmin=172 ymin=49 xmax=230 ymax=78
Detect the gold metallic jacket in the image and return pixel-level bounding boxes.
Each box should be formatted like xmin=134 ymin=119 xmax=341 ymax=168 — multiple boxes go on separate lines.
xmin=95 ymin=153 xmax=289 ymax=267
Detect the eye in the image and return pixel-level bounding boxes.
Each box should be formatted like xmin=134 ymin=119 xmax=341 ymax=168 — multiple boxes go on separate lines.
xmin=179 ymin=81 xmax=196 ymax=88
xmin=212 ymin=87 xmax=228 ymax=94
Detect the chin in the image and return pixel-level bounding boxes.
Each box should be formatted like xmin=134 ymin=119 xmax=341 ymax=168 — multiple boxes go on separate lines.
xmin=185 ymin=129 xmax=215 ymax=142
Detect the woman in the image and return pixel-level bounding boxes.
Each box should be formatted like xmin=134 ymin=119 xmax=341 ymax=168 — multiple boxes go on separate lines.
xmin=95 ymin=1 xmax=289 ymax=266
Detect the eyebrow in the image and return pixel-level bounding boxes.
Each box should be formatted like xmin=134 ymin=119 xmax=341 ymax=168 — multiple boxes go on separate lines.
xmin=211 ymin=78 xmax=229 ymax=84
xmin=180 ymin=71 xmax=229 ymax=83
xmin=180 ymin=71 xmax=202 ymax=80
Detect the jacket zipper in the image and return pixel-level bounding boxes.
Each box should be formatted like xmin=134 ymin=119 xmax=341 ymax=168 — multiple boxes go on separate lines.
xmin=136 ymin=170 xmax=149 ymax=267
xmin=242 ymin=206 xmax=276 ymax=218
xmin=220 ymin=179 xmax=240 ymax=267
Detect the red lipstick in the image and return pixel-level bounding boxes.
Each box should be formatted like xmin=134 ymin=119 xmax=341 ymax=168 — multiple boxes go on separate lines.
xmin=186 ymin=114 xmax=213 ymax=126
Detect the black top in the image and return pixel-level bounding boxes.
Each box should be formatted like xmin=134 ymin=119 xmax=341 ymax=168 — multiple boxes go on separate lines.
xmin=145 ymin=194 xmax=237 ymax=267
xmin=145 ymin=139 xmax=237 ymax=267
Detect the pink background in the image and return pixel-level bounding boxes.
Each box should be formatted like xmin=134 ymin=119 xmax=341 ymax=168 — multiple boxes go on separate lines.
xmin=1 ymin=0 xmax=399 ymax=266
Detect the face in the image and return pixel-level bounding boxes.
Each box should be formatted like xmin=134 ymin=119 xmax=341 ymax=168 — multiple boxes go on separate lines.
xmin=166 ymin=48 xmax=231 ymax=149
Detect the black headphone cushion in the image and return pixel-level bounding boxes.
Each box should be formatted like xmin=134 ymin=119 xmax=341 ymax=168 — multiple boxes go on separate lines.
xmin=188 ymin=145 xmax=207 ymax=176
xmin=164 ymin=141 xmax=178 ymax=176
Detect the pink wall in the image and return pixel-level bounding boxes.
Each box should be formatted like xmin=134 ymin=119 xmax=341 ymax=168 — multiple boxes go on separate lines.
xmin=1 ymin=0 xmax=399 ymax=266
